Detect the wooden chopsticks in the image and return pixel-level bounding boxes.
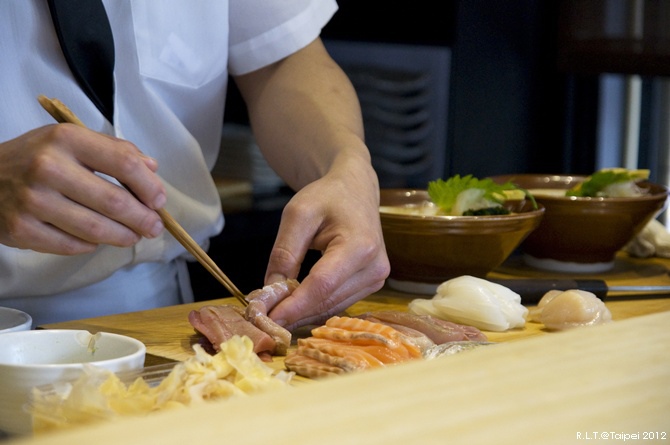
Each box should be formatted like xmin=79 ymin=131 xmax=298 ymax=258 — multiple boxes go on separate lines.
xmin=37 ymin=95 xmax=248 ymax=306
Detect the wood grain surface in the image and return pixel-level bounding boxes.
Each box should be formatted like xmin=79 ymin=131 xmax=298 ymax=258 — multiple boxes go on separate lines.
xmin=17 ymin=310 xmax=670 ymax=445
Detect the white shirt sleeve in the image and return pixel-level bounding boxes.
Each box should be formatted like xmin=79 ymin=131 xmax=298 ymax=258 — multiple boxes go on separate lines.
xmin=228 ymin=0 xmax=338 ymax=75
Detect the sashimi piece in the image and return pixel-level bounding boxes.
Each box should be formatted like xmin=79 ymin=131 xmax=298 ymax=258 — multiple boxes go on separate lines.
xmin=246 ymin=279 xmax=300 ymax=311
xmin=358 ymin=310 xmax=488 ymax=344
xmin=530 ymin=289 xmax=612 ymax=331
xmin=409 ymin=276 xmax=527 ymax=331
xmin=188 ymin=305 xmax=276 ymax=357
xmin=311 ymin=326 xmax=415 ymax=360
xmin=284 ymin=353 xmax=345 ymax=379
xmin=362 ymin=316 xmax=435 ymax=353
xmin=324 ymin=316 xmax=422 ymax=358
xmin=311 ymin=326 xmax=399 ymax=348
xmin=296 ymin=346 xmax=368 ymax=372
xmin=245 ymin=299 xmax=291 ymax=355
xmin=357 ymin=344 xmax=408 ymax=364
xmin=325 ymin=316 xmax=402 ymax=339
xmin=298 ymin=338 xmax=386 ymax=368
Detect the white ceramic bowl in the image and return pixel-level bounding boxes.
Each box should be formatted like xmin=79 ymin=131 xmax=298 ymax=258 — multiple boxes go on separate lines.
xmin=0 ymin=329 xmax=145 ymax=436
xmin=0 ymin=307 xmax=32 ymax=334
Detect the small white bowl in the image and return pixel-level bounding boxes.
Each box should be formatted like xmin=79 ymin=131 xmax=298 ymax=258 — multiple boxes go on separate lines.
xmin=0 ymin=307 xmax=32 ymax=334
xmin=0 ymin=329 xmax=145 ymax=436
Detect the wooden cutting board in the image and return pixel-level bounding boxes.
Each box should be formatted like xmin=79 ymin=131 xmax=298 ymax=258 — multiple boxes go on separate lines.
xmin=18 ymin=310 xmax=670 ymax=445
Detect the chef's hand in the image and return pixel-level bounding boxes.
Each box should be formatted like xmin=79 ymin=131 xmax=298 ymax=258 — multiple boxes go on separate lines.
xmin=264 ymin=157 xmax=390 ymax=331
xmin=0 ymin=124 xmax=166 ymax=254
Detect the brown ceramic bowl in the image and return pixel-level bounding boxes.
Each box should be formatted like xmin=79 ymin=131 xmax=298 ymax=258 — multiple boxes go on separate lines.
xmin=379 ymin=189 xmax=544 ymax=292
xmin=491 ymin=174 xmax=669 ymax=272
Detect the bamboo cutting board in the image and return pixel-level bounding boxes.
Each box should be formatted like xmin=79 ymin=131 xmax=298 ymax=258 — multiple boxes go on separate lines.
xmin=17 ymin=310 xmax=670 ymax=445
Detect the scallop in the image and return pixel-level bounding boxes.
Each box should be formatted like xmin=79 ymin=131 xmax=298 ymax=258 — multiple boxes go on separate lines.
xmin=531 ymin=289 xmax=612 ymax=331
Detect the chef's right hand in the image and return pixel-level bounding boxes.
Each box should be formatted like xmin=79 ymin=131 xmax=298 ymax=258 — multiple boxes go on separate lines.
xmin=0 ymin=124 xmax=167 ymax=255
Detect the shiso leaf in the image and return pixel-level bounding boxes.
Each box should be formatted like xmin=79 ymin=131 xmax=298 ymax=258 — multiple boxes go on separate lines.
xmin=427 ymin=174 xmax=527 ymax=216
xmin=567 ymin=168 xmax=649 ymax=197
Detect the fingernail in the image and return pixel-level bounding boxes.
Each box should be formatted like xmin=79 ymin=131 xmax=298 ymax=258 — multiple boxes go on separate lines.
xmin=149 ymin=220 xmax=164 ymax=237
xmin=153 ymin=193 xmax=167 ymax=209
xmin=266 ymin=273 xmax=287 ymax=284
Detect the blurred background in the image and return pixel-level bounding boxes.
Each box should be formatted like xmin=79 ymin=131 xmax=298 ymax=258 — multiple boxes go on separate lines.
xmin=189 ymin=0 xmax=670 ymax=299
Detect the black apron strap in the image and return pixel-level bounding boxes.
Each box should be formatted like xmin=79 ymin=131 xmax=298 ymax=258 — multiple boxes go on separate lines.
xmin=47 ymin=0 xmax=115 ymax=124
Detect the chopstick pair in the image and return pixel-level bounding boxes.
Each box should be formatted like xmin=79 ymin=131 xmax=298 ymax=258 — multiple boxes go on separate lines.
xmin=37 ymin=95 xmax=248 ymax=306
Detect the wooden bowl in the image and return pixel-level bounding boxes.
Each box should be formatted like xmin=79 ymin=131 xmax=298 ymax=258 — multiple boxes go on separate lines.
xmin=491 ymin=174 xmax=669 ymax=272
xmin=379 ymin=189 xmax=544 ymax=291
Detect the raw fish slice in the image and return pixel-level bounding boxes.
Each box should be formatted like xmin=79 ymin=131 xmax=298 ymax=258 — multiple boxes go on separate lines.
xmin=326 ymin=316 xmax=401 ymax=339
xmin=188 ymin=305 xmax=276 ymax=356
xmin=245 ymin=300 xmax=291 ymax=355
xmin=430 ymin=317 xmax=489 ymax=342
xmin=299 ymin=337 xmax=408 ymax=366
xmin=284 ymin=353 xmax=344 ymax=379
xmin=324 ymin=316 xmax=422 ymax=358
xmin=297 ymin=339 xmax=405 ymax=367
xmin=357 ymin=345 xmax=408 ymax=364
xmin=311 ymin=326 xmax=402 ymax=350
xmin=361 ymin=316 xmax=436 ymax=353
xmin=246 ymin=279 xmax=300 ymax=312
xmin=297 ymin=346 xmax=368 ymax=372
xmin=360 ymin=310 xmax=488 ymax=343
xmin=298 ymin=338 xmax=386 ymax=368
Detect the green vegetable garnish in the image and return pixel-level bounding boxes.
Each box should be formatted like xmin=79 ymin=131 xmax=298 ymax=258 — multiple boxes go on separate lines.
xmin=428 ymin=174 xmax=527 ymax=215
xmin=566 ymin=168 xmax=649 ymax=197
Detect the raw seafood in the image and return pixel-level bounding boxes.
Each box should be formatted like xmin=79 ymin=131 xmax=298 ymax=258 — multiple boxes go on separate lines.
xmin=408 ymin=276 xmax=528 ymax=331
xmin=285 ymin=316 xmax=422 ymax=379
xmin=188 ymin=279 xmax=298 ymax=359
xmin=188 ymin=305 xmax=276 ymax=358
xmin=357 ymin=310 xmax=488 ymax=344
xmin=283 ymin=354 xmax=345 ymax=379
xmin=529 ymin=289 xmax=612 ymax=331
xmin=285 ymin=312 xmax=488 ymax=379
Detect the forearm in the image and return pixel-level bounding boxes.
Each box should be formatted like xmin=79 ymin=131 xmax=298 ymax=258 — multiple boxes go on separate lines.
xmin=234 ymin=38 xmax=373 ymax=191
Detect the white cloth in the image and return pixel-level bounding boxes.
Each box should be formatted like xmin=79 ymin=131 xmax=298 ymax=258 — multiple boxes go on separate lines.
xmin=624 ymin=219 xmax=670 ymax=258
xmin=0 ymin=0 xmax=337 ymax=323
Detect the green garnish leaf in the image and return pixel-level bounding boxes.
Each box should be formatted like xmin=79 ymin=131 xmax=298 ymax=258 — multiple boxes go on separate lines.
xmin=427 ymin=174 xmax=522 ymax=215
xmin=566 ymin=169 xmax=649 ymax=197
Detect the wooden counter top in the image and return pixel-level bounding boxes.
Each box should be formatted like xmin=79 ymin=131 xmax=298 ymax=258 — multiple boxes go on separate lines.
xmin=15 ymin=308 xmax=670 ymax=445
xmin=20 ymin=252 xmax=669 ymax=444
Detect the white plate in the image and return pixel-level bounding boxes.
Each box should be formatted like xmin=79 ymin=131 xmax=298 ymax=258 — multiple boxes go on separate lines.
xmin=0 ymin=307 xmax=32 ymax=334
xmin=522 ymin=254 xmax=615 ymax=274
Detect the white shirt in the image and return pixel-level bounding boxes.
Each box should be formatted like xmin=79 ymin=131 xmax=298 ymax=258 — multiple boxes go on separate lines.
xmin=0 ymin=0 xmax=337 ymax=324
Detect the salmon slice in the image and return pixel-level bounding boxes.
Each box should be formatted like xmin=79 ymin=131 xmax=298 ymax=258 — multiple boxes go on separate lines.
xmin=326 ymin=316 xmax=401 ymax=339
xmin=311 ymin=326 xmax=400 ymax=348
xmin=298 ymin=338 xmax=386 ymax=368
xmin=297 ymin=346 xmax=368 ymax=372
xmin=284 ymin=353 xmax=344 ymax=379
xmin=311 ymin=326 xmax=414 ymax=360
xmin=324 ymin=316 xmax=422 ymax=358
